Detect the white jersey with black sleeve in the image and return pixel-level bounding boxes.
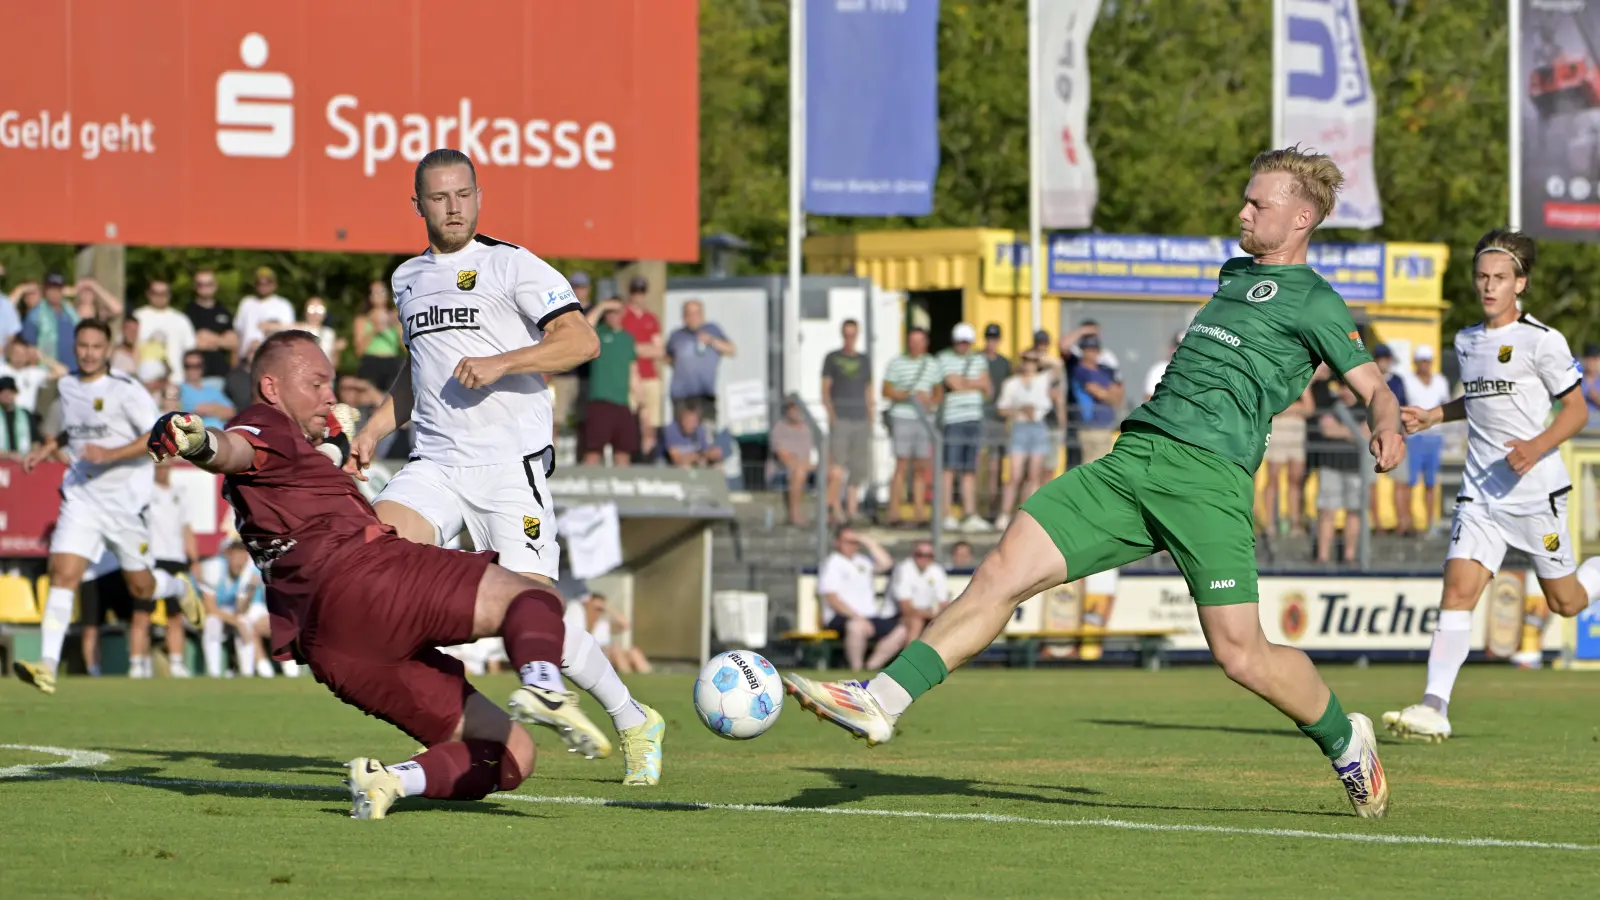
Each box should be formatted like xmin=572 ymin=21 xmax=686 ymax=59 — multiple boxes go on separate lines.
xmin=55 ymin=371 xmax=159 ymax=514
xmin=1454 ymin=313 xmax=1582 ymax=512
xmin=389 ymin=234 xmax=581 ymax=467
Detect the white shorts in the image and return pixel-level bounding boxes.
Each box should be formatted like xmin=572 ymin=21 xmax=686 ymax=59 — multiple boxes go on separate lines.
xmin=376 ymin=455 xmax=560 ymax=579
xmin=1447 ymin=494 xmax=1575 ymax=580
xmin=49 ymin=493 xmax=155 ymax=573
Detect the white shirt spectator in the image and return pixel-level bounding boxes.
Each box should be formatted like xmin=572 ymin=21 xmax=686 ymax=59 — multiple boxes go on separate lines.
xmin=1401 ymin=370 xmax=1452 ymax=412
xmin=133 ymin=305 xmax=196 ymax=369
xmin=1144 ymin=358 xmax=1169 ymax=399
xmin=997 ymin=372 xmax=1055 ymax=421
xmin=818 ymin=550 xmax=887 ymax=619
xmin=889 ymin=556 xmax=950 ymax=614
xmin=0 ymin=360 xmax=49 ymax=412
xmin=234 ymin=293 xmax=296 ymax=359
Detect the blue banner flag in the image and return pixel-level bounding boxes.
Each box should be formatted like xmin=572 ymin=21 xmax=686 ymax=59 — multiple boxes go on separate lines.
xmin=804 ymin=0 xmax=940 ymax=216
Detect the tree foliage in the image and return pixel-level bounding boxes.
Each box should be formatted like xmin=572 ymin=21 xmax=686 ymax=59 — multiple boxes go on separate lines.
xmin=7 ymin=1 xmax=1600 ymax=341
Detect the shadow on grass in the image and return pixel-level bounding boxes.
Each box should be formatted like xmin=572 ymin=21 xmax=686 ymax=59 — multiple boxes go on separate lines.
xmin=1085 ymin=718 xmax=1303 ymax=740
xmin=96 ymin=746 xmax=343 ymax=775
xmin=781 ymin=767 xmax=1350 ymax=820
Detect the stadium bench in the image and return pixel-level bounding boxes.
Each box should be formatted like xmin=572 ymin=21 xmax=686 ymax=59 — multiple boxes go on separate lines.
xmin=0 ymin=574 xmax=41 ymax=624
xmin=1004 ymin=629 xmax=1181 ymax=670
xmin=779 ymin=627 xmax=841 ymax=669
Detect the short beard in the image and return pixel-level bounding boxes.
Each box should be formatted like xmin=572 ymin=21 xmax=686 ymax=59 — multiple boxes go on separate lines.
xmin=1238 ymin=231 xmax=1276 ymax=257
xmin=427 ymin=217 xmax=476 ymax=254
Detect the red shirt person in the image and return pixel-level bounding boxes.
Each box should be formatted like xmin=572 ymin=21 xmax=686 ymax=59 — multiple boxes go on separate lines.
xmin=148 ymin=330 xmax=587 ymax=820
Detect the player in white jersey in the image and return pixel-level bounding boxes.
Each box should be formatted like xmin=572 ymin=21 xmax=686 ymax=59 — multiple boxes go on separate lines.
xmin=14 ymin=320 xmax=197 ymax=694
xmin=1385 ymin=229 xmax=1600 ymax=741
xmin=347 ymin=149 xmax=665 ymax=786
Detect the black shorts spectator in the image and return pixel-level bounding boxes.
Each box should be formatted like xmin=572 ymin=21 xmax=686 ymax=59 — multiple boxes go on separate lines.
xmin=582 ymin=400 xmax=640 ymax=457
xmin=825 ymin=615 xmax=901 ymax=641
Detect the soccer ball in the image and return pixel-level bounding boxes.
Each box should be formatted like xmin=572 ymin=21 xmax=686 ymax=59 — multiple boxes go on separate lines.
xmin=693 ymin=650 xmax=784 ymax=740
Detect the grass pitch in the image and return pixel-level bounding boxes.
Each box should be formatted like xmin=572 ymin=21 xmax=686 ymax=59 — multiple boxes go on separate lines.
xmin=3 ymin=664 xmax=1598 ymax=898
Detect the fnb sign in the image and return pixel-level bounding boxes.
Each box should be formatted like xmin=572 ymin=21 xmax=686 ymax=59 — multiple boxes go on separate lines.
xmin=1391 ymin=254 xmax=1435 ymax=280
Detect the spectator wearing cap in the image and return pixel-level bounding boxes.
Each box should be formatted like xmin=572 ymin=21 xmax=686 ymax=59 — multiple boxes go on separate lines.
xmin=978 ymin=323 xmax=1014 ymax=519
xmin=822 ymin=318 xmax=873 ymax=524
xmin=133 ymin=278 xmax=197 ymax=372
xmin=21 ymin=273 xmax=79 ymax=366
xmin=234 ymin=266 xmax=296 ymax=362
xmin=580 ymin=298 xmax=640 ymax=465
xmin=1370 ymin=344 xmax=1412 ymax=534
xmin=619 ymin=276 xmax=666 ymax=457
xmin=0 ymin=375 xmax=41 ymax=458
xmin=817 ymin=528 xmax=904 ymax=670
xmin=768 ymin=398 xmax=816 ymax=526
xmin=1400 ymin=344 xmax=1453 ymax=534
xmin=666 ymin=299 xmax=734 ymax=423
xmin=882 ymin=327 xmax=942 ymax=526
xmin=938 ymin=322 xmax=993 ymax=532
xmin=1069 ymin=334 xmax=1122 ymax=464
xmin=1060 ymin=319 xmax=1122 ymax=373
xmin=186 ymin=267 xmax=237 ymax=379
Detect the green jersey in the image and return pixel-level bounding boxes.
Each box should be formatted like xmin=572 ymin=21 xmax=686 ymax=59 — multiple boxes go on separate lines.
xmin=1125 ymin=257 xmax=1371 ymax=472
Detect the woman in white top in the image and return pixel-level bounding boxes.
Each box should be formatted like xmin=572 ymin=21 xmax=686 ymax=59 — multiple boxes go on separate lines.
xmin=995 ymin=352 xmax=1061 ymax=528
xmin=1385 ymin=229 xmax=1600 ymax=742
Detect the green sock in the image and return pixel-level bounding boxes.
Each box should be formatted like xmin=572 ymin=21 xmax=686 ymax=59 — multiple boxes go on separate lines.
xmin=1299 ymin=693 xmax=1354 ymax=759
xmin=879 ymin=640 xmax=949 ymax=702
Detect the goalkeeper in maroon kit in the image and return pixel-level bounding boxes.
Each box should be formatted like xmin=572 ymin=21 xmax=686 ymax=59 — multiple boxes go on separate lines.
xmin=148 ymin=330 xmax=592 ymax=819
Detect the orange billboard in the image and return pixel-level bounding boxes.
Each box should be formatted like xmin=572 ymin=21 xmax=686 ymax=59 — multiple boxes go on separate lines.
xmin=0 ymin=0 xmax=699 ymax=260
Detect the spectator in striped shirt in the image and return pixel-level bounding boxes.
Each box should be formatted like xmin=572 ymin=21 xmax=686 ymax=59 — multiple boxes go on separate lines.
xmin=939 ymin=323 xmax=993 ymax=533
xmin=882 ymin=328 xmax=942 ymax=527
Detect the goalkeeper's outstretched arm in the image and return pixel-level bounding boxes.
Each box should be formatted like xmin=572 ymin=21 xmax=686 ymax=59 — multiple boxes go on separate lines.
xmin=148 ymin=413 xmax=258 ymax=475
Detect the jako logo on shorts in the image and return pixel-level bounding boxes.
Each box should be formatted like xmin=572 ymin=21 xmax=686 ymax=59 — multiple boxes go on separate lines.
xmin=1210 ymin=579 xmax=1236 ymax=590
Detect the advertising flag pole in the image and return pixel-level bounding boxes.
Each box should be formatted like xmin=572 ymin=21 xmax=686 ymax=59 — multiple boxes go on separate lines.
xmin=1271 ymin=0 xmax=1285 ymax=148
xmin=1508 ymin=0 xmax=1522 ymax=231
xmin=1028 ymin=0 xmax=1043 ymax=333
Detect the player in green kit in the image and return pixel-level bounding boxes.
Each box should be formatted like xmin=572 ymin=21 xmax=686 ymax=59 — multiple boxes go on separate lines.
xmin=784 ymin=147 xmax=1403 ymax=818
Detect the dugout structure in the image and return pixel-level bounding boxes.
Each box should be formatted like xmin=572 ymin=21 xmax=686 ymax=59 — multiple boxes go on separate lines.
xmin=546 ymin=465 xmax=733 ymax=665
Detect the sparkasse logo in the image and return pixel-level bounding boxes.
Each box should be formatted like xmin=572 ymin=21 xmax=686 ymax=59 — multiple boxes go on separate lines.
xmin=215 ymin=33 xmax=294 ymax=159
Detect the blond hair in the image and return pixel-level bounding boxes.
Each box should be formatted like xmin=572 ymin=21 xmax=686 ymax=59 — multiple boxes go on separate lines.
xmin=1250 ymin=145 xmax=1345 ymax=223
xmin=1474 ymin=228 xmax=1536 ymax=278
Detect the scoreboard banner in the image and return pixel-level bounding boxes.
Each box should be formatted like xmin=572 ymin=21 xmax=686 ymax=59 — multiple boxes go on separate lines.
xmin=0 ymin=0 xmax=698 ymax=260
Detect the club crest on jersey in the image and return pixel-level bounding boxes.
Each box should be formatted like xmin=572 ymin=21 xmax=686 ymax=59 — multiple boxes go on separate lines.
xmin=1544 ymin=533 xmax=1561 ymax=552
xmin=139 ymin=542 xmax=149 ymax=555
xmin=456 ymin=270 xmax=477 ymax=291
xmin=93 ymin=398 xmax=104 ymax=411
xmin=523 ymin=516 xmax=540 ymax=541
xmin=1498 ymin=345 xmax=1513 ymax=364
xmin=1245 ymin=281 xmax=1279 ymax=303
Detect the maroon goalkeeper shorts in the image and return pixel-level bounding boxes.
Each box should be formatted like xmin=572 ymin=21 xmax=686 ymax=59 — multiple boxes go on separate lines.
xmin=300 ymin=533 xmax=498 ymax=746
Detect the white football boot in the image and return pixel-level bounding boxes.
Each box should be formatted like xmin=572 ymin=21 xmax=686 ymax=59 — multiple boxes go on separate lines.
xmin=1382 ymin=703 xmax=1452 ymax=742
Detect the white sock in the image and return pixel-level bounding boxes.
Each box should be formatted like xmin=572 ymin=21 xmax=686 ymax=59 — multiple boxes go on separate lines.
xmin=150 ymin=567 xmax=185 ymax=600
xmin=1332 ymin=723 xmax=1365 ymax=768
xmin=236 ymin=637 xmax=256 ymax=676
xmin=386 ymin=760 xmax=426 ymax=798
xmin=280 ymin=660 xmax=301 ymax=678
xmin=1577 ymin=557 xmax=1600 ymax=607
xmin=518 ymin=660 xmax=563 ymax=693
xmin=563 ymin=626 xmax=646 ymax=730
xmin=130 ymin=655 xmax=151 ymax=678
xmin=1423 ymin=609 xmax=1473 ymax=711
xmin=40 ymin=587 xmax=75 ymax=673
xmin=256 ymin=657 xmax=276 ymax=678
xmin=865 ymin=673 xmax=913 ymax=719
xmin=203 ymin=618 xmax=225 ymax=677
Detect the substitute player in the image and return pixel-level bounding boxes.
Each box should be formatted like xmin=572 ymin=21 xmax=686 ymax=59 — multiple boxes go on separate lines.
xmin=346 ymin=149 xmax=665 ymax=786
xmin=150 ymin=330 xmax=591 ymax=819
xmin=14 ymin=320 xmax=195 ymax=694
xmin=785 ymin=147 xmax=1399 ymax=818
xmin=1384 ymin=230 xmax=1600 ymax=742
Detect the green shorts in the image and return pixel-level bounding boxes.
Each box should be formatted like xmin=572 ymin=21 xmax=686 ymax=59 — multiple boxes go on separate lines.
xmin=1020 ymin=427 xmax=1257 ymax=606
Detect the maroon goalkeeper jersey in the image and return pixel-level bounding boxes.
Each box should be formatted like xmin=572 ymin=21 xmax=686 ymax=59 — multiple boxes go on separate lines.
xmin=222 ymin=403 xmax=382 ymax=658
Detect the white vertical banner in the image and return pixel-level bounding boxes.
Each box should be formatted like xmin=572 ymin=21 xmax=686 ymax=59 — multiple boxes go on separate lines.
xmin=1274 ymin=0 xmax=1383 ymax=229
xmin=1038 ymin=0 xmax=1101 ymax=229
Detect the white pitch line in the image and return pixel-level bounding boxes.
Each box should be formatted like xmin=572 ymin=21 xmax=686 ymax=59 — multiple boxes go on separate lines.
xmin=0 ymin=744 xmax=112 ymax=779
xmin=7 ymin=768 xmax=1598 ymax=854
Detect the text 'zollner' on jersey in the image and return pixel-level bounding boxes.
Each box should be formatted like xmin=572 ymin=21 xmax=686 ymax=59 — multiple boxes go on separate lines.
xmin=1125 ymin=257 xmax=1373 ymax=473
xmin=390 ymin=234 xmax=581 ymax=467
xmin=1455 ymin=313 xmax=1581 ymax=511
xmin=56 ymin=371 xmax=160 ymax=513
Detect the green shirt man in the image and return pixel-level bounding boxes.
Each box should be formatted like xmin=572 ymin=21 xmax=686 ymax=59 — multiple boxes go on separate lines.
xmin=589 ymin=322 xmax=636 ymax=407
